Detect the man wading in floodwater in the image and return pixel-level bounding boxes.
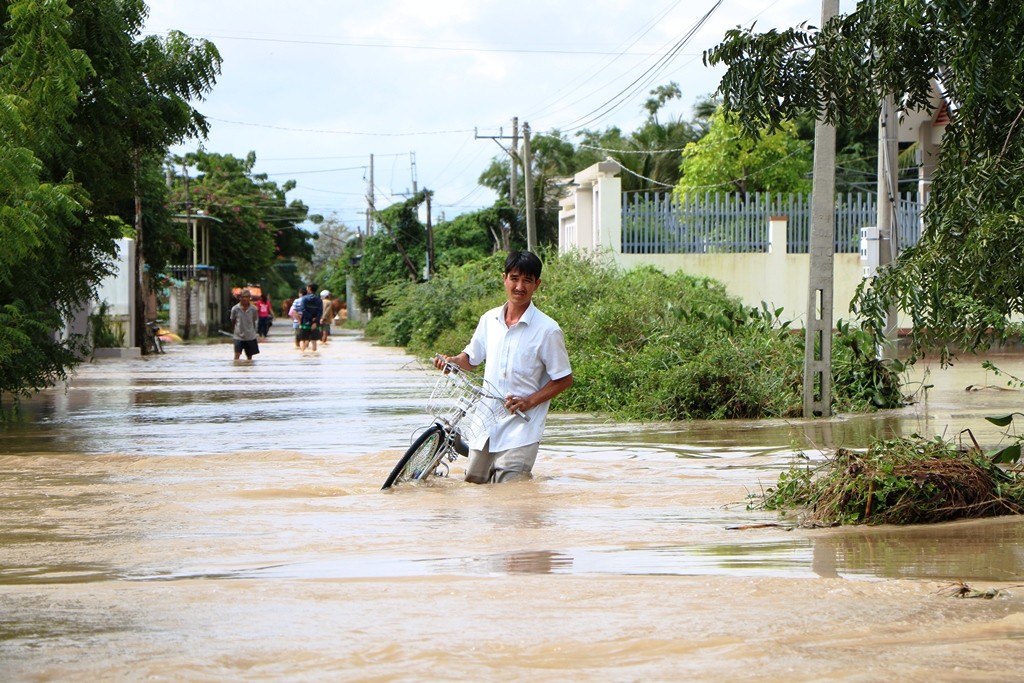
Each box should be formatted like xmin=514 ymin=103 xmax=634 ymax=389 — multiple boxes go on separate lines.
xmin=434 ymin=250 xmax=573 ymax=483
xmin=230 ymin=289 xmax=260 ymax=361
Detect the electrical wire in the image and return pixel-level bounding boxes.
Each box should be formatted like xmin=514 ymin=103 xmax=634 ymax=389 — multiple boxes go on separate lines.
xmin=205 ymin=116 xmax=473 ymax=137
xmin=555 ymin=0 xmax=724 ymax=133
xmin=148 ymin=29 xmax=676 ymax=57
xmin=525 ymin=0 xmax=686 ymax=123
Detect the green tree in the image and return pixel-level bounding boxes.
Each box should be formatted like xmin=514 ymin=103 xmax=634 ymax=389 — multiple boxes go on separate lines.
xmin=62 ymin=2 xmax=221 ymax=350
xmin=350 ymin=193 xmax=428 ymax=316
xmin=1 ymin=0 xmax=222 ymax=407
xmin=310 ymin=214 xmax=358 ymax=305
xmin=614 ymin=84 xmax=705 ymax=193
xmin=169 ymin=150 xmax=314 ymax=284
xmin=0 ymin=0 xmax=112 ymax=406
xmin=675 ymin=107 xmax=812 ymax=196
xmin=309 ymin=214 xmax=355 ymax=277
xmin=432 ymin=204 xmax=513 ymax=267
xmin=705 ymin=0 xmax=1024 ymax=360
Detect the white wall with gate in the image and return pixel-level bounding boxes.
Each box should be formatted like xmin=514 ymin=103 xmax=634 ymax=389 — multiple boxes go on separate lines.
xmin=558 ymin=161 xmax=899 ymax=327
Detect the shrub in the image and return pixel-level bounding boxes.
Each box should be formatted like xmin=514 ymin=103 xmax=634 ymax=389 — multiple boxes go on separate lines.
xmin=367 ymin=254 xmax=505 ymax=351
xmin=363 ymin=250 xmax=906 ymax=420
xmin=88 ymin=300 xmax=125 ymax=349
xmin=756 ymin=437 xmax=1024 ymax=525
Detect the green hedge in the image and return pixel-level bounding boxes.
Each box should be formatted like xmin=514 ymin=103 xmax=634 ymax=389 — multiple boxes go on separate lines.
xmin=365 ymin=250 xmax=902 ymax=420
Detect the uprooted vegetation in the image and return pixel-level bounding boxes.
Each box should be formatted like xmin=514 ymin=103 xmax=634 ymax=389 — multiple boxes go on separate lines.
xmin=753 ymin=435 xmax=1024 ymax=526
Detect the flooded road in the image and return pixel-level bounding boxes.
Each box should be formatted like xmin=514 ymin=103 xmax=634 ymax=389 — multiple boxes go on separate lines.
xmin=2 ymin=330 xmax=1024 ymax=681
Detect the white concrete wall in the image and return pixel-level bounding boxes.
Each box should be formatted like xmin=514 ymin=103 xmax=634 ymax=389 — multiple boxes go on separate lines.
xmin=79 ymin=237 xmax=135 ymax=349
xmin=95 ymin=237 xmax=135 ymax=318
xmin=559 ymin=163 xmax=902 ymax=328
xmin=613 ymin=249 xmax=866 ymax=326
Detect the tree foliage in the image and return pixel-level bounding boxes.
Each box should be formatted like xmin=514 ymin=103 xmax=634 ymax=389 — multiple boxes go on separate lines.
xmin=675 ymin=107 xmax=812 ymax=196
xmin=705 ymin=0 xmax=1024 ymax=361
xmin=56 ymin=1 xmax=222 ymax=350
xmin=0 ymin=0 xmax=110 ymax=404
xmin=1 ymin=0 xmax=222 ymax=408
xmin=309 ymin=214 xmax=360 ymax=307
xmin=350 ymin=193 xmax=429 ymax=316
xmin=432 ymin=203 xmax=513 ymax=267
xmin=167 ymin=150 xmax=314 ymax=284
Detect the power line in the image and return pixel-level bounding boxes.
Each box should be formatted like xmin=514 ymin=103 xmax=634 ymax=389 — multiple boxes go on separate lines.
xmin=260 ymin=152 xmax=409 ymax=161
xmin=557 ymin=0 xmax=725 ymax=133
xmin=525 ymin=0 xmax=687 ymax=122
xmin=206 ymin=116 xmax=472 ymax=137
xmin=147 ymin=29 xmax=681 ymax=57
xmin=579 ymin=142 xmax=691 ymax=155
xmin=262 ymin=165 xmax=365 ymax=176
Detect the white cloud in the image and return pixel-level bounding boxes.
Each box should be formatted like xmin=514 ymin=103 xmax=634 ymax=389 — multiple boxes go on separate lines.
xmin=143 ymin=0 xmax=850 ymax=225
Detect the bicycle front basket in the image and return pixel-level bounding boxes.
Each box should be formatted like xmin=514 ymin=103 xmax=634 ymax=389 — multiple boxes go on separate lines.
xmin=427 ymin=370 xmax=506 ymax=444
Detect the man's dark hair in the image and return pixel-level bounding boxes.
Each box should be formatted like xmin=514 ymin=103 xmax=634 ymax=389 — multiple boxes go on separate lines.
xmin=504 ymin=250 xmax=542 ymax=279
xmin=307 ymin=283 xmax=318 ymax=293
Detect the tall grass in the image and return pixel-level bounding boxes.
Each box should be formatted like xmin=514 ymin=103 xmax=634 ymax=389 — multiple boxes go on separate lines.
xmin=365 ymin=250 xmax=903 ymax=420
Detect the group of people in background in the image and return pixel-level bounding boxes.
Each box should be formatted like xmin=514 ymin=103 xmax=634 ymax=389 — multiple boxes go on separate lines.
xmin=228 ymin=284 xmax=346 ymax=360
xmin=287 ymin=284 xmax=330 ymax=352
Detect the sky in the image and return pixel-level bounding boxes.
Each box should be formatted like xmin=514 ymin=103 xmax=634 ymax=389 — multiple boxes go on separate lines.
xmin=142 ymin=0 xmax=859 ymax=232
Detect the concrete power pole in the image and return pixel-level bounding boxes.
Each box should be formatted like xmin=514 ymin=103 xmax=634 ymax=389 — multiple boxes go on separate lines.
xmin=510 ymin=117 xmax=519 ymax=210
xmin=802 ymin=0 xmax=840 ymax=418
xmin=522 ymin=121 xmax=536 ymax=251
xmin=366 ymin=154 xmax=375 ymax=236
xmin=877 ymin=94 xmax=900 ymax=357
xmin=475 ymin=119 xmax=525 ymax=251
xmin=183 ymin=162 xmax=193 ymax=341
xmin=425 ymin=190 xmax=433 ymax=279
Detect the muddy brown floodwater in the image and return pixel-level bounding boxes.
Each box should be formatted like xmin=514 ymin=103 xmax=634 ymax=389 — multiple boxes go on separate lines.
xmin=2 ymin=329 xmax=1024 ymax=681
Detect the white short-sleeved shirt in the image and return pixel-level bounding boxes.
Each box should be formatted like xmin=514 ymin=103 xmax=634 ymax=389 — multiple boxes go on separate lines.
xmin=463 ymin=301 xmax=572 ymax=451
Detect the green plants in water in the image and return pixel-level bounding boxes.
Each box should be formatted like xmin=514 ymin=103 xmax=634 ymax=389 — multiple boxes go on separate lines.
xmin=363 ymin=250 xmax=908 ymax=420
xmin=754 ymin=436 xmax=1024 ymax=526
xmin=88 ymin=300 xmax=125 ymax=350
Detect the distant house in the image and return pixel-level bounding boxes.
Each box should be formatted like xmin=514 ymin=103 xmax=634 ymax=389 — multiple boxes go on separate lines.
xmin=896 ymin=77 xmax=952 ymax=209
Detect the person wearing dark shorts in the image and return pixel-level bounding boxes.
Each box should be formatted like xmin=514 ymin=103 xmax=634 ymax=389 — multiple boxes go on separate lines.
xmin=230 ymin=289 xmax=260 ymax=360
xmin=299 ymin=283 xmax=323 ymax=352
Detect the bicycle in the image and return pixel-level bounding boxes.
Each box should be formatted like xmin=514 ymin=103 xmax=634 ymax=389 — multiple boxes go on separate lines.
xmin=146 ymin=320 xmax=165 ymax=355
xmin=382 ymin=356 xmax=528 ymax=490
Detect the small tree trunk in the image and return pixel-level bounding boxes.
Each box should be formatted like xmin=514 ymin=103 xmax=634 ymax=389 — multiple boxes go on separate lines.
xmin=132 ymin=148 xmax=149 ymax=354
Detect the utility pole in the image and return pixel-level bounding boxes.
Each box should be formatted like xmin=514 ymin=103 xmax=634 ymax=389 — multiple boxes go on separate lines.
xmin=476 ymin=118 xmax=526 ymax=251
xmin=131 ymin=149 xmax=146 ymax=352
xmin=425 ymin=190 xmax=434 ymax=279
xmin=510 ymin=117 xmax=519 ymax=210
xmin=522 ymin=121 xmax=536 ymax=251
xmin=410 ymin=151 xmax=418 ymax=195
xmin=183 ymin=162 xmax=193 ymax=340
xmin=802 ymin=0 xmax=840 ymax=418
xmin=366 ymin=153 xmax=375 ymax=236
xmin=877 ymin=93 xmax=900 ymax=358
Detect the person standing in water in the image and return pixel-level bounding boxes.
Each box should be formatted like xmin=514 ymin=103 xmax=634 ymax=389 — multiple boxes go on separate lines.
xmin=435 ymin=251 xmax=572 ymax=484
xmin=230 ymin=289 xmax=260 ymax=360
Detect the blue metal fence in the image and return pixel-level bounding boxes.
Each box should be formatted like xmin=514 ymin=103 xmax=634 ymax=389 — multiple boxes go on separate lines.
xmin=622 ymin=191 xmax=922 ymax=254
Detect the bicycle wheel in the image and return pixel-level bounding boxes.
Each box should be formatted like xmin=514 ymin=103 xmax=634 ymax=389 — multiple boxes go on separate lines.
xmin=382 ymin=424 xmax=446 ymax=490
